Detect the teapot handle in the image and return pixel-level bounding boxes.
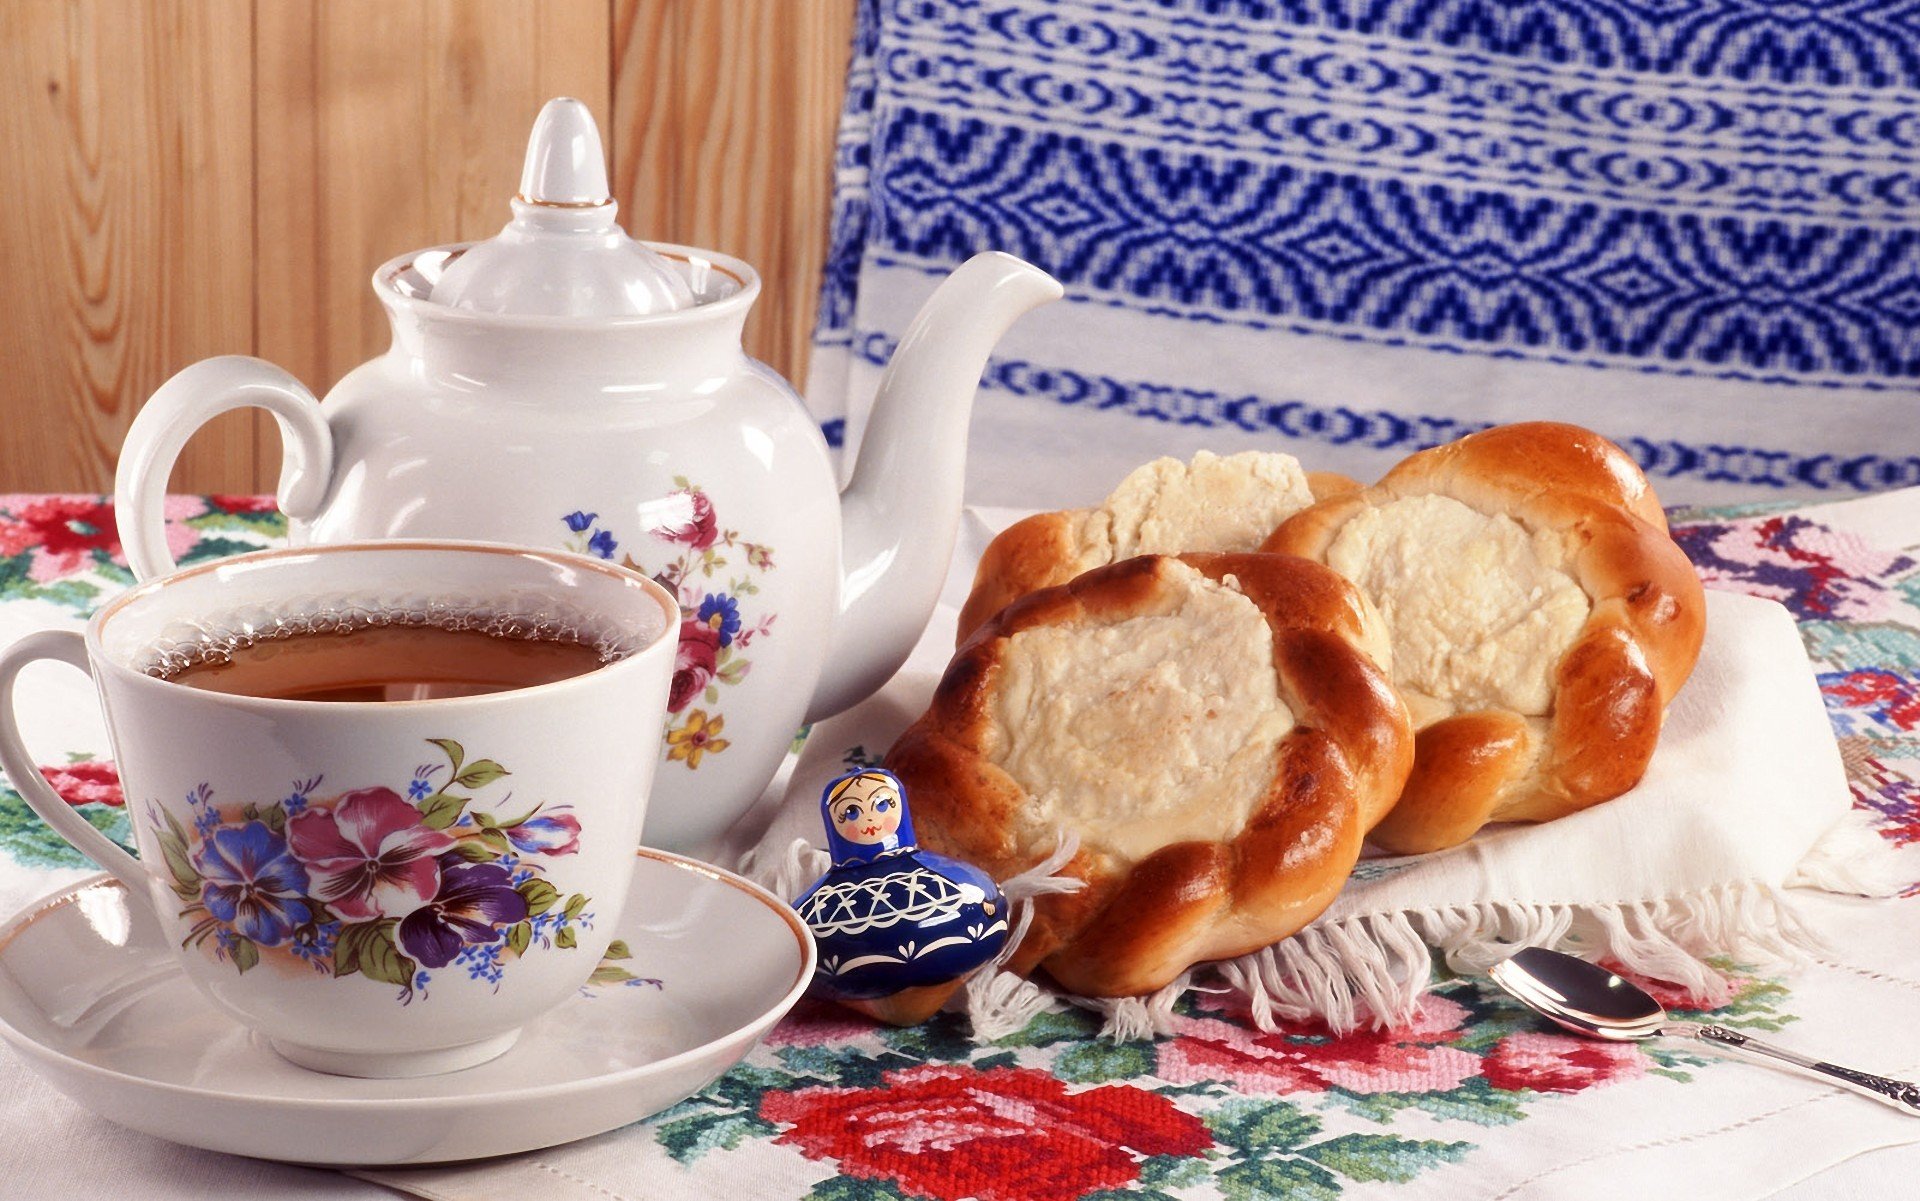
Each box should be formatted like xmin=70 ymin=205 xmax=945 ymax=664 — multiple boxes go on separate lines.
xmin=114 ymin=356 xmax=334 ymax=580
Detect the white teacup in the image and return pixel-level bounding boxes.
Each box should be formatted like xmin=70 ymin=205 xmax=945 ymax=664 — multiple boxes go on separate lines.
xmin=0 ymin=542 xmax=677 ymax=1078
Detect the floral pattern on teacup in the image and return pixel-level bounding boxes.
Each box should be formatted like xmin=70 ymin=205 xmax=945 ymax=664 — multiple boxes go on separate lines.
xmin=562 ymin=478 xmax=777 ymax=771
xmin=148 ymin=739 xmax=600 ymax=1000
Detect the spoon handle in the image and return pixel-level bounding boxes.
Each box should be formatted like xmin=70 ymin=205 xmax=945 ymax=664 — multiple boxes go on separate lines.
xmin=1665 ymin=1022 xmax=1920 ymax=1116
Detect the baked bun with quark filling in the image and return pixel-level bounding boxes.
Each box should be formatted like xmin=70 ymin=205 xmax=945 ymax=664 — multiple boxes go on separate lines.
xmin=888 ymin=552 xmax=1413 ymax=997
xmin=1261 ymin=422 xmax=1705 ymax=854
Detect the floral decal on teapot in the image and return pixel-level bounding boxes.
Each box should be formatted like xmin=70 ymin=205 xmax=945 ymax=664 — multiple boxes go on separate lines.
xmin=147 ymin=739 xmax=600 ymax=1000
xmin=562 ymin=478 xmax=777 ymax=771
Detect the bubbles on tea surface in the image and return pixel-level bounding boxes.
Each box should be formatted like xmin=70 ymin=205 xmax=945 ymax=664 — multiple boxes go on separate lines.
xmin=139 ymin=603 xmax=640 ymax=680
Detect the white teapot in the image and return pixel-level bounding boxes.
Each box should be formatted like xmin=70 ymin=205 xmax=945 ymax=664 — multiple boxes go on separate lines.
xmin=114 ymin=98 xmax=1060 ymax=855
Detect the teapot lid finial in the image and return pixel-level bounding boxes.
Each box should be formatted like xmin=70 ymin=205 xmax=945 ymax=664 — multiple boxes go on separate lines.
xmin=426 ymin=97 xmax=697 ymax=317
xmin=519 ymin=97 xmax=612 ymax=207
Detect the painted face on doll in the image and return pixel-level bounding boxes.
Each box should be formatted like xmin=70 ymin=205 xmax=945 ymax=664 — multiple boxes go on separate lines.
xmin=832 ymin=777 xmax=903 ymax=845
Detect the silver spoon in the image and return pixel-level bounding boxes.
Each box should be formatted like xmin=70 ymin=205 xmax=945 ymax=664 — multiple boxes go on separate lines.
xmin=1490 ymin=946 xmax=1920 ymax=1115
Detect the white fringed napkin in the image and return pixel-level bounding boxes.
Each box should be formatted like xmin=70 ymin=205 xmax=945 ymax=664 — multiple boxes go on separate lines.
xmin=736 ymin=509 xmax=1905 ymax=1039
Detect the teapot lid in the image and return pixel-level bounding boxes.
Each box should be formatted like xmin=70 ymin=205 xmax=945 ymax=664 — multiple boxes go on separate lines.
xmin=427 ymin=98 xmax=697 ymax=317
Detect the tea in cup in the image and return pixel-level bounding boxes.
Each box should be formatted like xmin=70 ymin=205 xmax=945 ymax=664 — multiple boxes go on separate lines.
xmin=0 ymin=542 xmax=677 ymax=1077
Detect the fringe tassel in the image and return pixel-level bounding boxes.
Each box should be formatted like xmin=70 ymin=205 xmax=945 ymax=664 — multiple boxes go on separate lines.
xmin=962 ymin=835 xmax=1084 ymax=1041
xmin=1217 ymin=913 xmax=1435 ymax=1035
xmin=736 ymin=836 xmax=829 ymax=902
xmin=1790 ymin=807 xmax=1912 ymax=897
xmin=1081 ymin=973 xmax=1191 ymax=1042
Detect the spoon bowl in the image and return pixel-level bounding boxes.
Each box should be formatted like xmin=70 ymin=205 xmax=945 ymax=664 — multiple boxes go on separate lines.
xmin=1489 ymin=946 xmax=1666 ymax=1040
xmin=1490 ymin=946 xmax=1920 ymax=1116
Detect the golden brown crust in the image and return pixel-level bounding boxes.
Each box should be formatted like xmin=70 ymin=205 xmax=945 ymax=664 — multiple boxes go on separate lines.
xmin=1305 ymin=470 xmax=1364 ymax=502
xmin=888 ymin=552 xmax=1414 ymax=997
xmin=1262 ymin=423 xmax=1705 ymax=854
xmin=954 ymin=462 xmax=1357 ymax=645
xmin=955 ymin=511 xmax=1080 ymax=645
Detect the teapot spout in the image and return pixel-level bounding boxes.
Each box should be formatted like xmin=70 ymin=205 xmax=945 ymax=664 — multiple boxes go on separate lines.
xmin=808 ymin=252 xmax=1061 ymax=723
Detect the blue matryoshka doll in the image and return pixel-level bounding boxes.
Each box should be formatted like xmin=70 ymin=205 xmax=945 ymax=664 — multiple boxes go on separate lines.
xmin=793 ymin=768 xmax=1009 ymax=1022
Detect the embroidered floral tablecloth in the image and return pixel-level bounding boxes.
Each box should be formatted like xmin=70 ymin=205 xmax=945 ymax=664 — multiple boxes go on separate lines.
xmin=0 ymin=491 xmax=1917 ymax=1201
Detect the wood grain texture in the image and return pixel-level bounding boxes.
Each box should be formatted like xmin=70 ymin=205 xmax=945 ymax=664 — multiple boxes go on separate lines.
xmin=253 ymin=0 xmax=611 ymax=476
xmin=0 ymin=0 xmax=257 ymax=493
xmin=612 ymin=0 xmax=855 ymax=385
xmin=0 ymin=0 xmax=852 ymax=493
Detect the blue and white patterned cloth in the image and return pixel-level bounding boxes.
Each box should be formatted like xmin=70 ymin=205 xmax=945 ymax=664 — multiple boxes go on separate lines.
xmin=807 ymin=0 xmax=1920 ymax=507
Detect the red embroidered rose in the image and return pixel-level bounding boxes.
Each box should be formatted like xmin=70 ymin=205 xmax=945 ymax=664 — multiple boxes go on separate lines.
xmin=207 ymin=494 xmax=279 ymax=514
xmin=5 ymin=497 xmax=118 ymax=580
xmin=39 ymin=761 xmax=123 ymax=807
xmin=18 ymin=496 xmax=117 ymax=558
xmin=1481 ymin=1031 xmax=1647 ymax=1094
xmin=652 ymin=488 xmax=718 ymax=550
xmin=0 ymin=495 xmax=203 ymax=580
xmin=668 ymin=619 xmax=720 ymax=713
xmin=1159 ymin=995 xmax=1480 ymax=1096
xmin=760 ymin=1064 xmax=1211 ymax=1201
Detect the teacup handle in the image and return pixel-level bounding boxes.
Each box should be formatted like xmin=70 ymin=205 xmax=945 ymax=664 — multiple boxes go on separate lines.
xmin=114 ymin=355 xmax=334 ymax=580
xmin=0 ymin=631 xmax=156 ymax=909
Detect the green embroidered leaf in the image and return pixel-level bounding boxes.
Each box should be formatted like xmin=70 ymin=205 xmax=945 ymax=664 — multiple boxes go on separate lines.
xmin=990 ymin=1006 xmax=1096 ymax=1047
xmin=563 ymin=893 xmax=587 ymax=919
xmin=0 ymin=789 xmax=137 ymax=871
xmin=775 ymin=1044 xmax=890 ymax=1088
xmin=589 ymin=964 xmax=635 ymax=985
xmin=231 ymin=937 xmax=259 ymax=974
xmin=1218 ymin=1157 xmax=1340 ymax=1201
xmin=185 ymin=508 xmax=288 ymax=534
xmin=603 ymin=939 xmax=631 ymax=960
xmin=450 ymin=839 xmax=497 ymax=862
xmin=652 ymin=1109 xmax=778 ymax=1166
xmin=453 ymin=760 xmax=509 ymax=789
xmin=517 ymin=879 xmax=559 ymax=916
xmin=1138 ymin=1154 xmax=1212 ymax=1190
xmin=178 ymin=535 xmax=261 ymax=564
xmin=556 ymin=926 xmax=578 ymax=950
xmin=801 ymin=1176 xmax=912 ymax=1201
xmin=1056 ymin=1040 xmax=1153 ymax=1083
xmin=973 ymin=1050 xmax=1018 ymax=1071
xmin=427 ymin=738 xmax=466 ymax=775
xmin=334 ymin=920 xmax=414 ymax=990
xmin=416 ymin=792 xmax=466 ymax=830
xmin=1205 ymin=1098 xmax=1322 ymax=1152
xmin=1400 ymin=1076 xmax=1528 ymax=1126
xmin=1302 ymin=1133 xmax=1471 ymax=1184
xmin=505 ymin=921 xmax=532 ymax=956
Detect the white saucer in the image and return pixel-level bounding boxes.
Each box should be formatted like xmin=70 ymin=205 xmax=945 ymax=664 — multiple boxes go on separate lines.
xmin=0 ymin=848 xmax=812 ymax=1165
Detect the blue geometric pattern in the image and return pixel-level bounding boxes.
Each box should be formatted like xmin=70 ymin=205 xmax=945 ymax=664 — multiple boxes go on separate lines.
xmin=815 ymin=0 xmax=1920 ymax=496
xmin=872 ymin=111 xmax=1920 ymax=377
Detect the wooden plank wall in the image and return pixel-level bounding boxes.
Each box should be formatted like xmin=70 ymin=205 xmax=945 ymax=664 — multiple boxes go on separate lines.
xmin=0 ymin=0 xmax=856 ymax=493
